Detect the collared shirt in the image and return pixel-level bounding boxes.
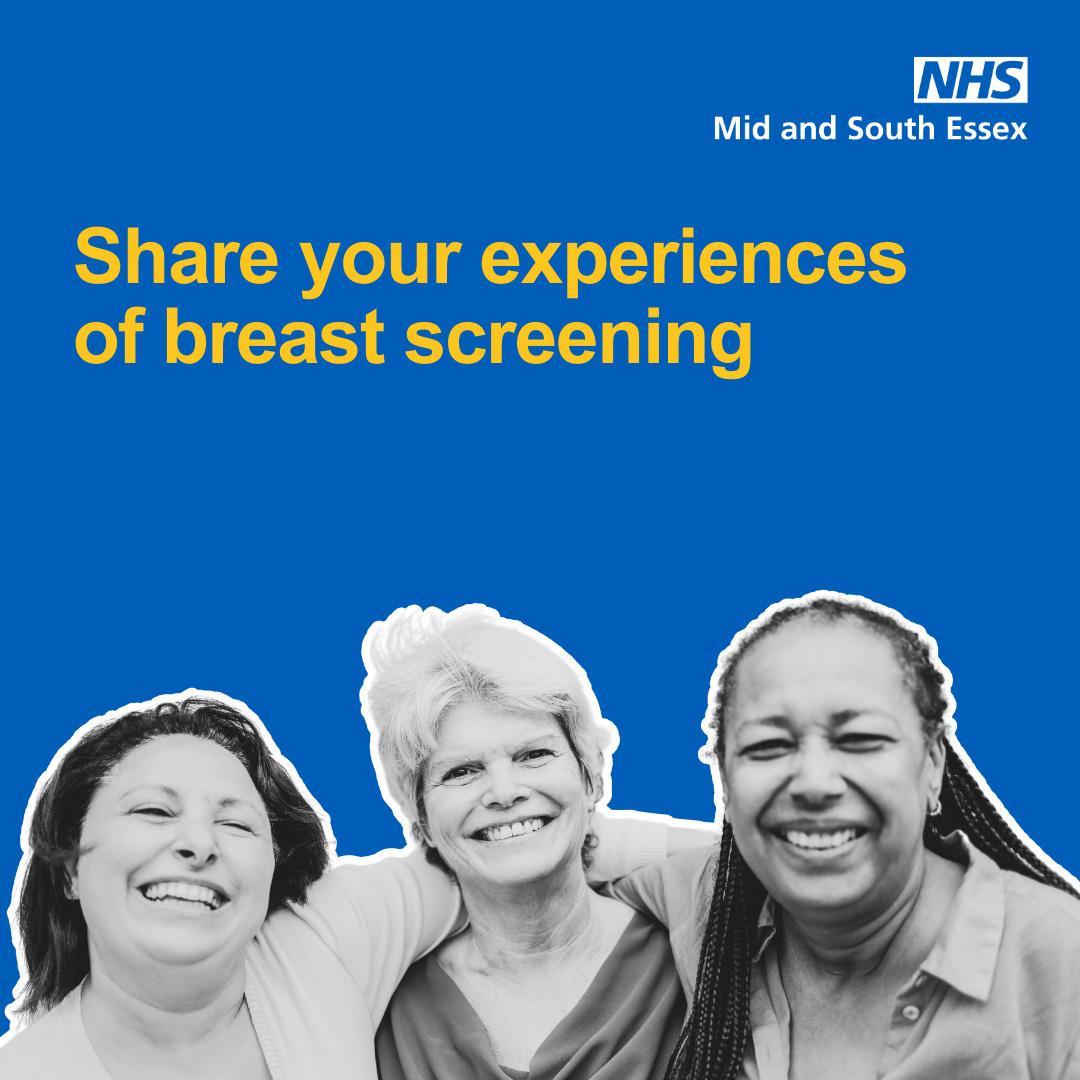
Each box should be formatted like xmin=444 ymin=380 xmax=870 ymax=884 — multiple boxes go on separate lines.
xmin=610 ymin=833 xmax=1080 ymax=1080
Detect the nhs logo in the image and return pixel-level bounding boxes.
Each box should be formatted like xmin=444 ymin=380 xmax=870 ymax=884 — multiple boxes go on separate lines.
xmin=914 ymin=57 xmax=1028 ymax=103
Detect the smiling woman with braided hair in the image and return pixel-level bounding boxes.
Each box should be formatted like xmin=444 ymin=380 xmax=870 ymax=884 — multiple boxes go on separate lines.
xmin=611 ymin=593 xmax=1080 ymax=1080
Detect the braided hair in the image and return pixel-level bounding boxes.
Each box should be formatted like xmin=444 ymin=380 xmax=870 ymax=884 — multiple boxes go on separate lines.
xmin=665 ymin=594 xmax=1078 ymax=1080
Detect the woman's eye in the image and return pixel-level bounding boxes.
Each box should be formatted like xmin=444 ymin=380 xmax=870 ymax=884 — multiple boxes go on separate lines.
xmin=836 ymin=733 xmax=890 ymax=752
xmin=218 ymin=820 xmax=255 ymax=832
xmin=741 ymin=740 xmax=794 ymax=760
xmin=518 ymin=749 xmax=554 ymax=765
xmin=440 ymin=765 xmax=479 ymax=784
xmin=131 ymin=806 xmax=172 ymax=818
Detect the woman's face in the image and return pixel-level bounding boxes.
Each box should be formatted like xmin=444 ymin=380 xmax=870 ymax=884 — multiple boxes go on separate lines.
xmin=721 ymin=618 xmax=944 ymax=924
xmin=70 ymin=734 xmax=276 ymax=980
xmin=422 ymin=702 xmax=592 ymax=893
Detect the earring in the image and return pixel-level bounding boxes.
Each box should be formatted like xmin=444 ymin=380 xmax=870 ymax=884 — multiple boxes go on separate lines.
xmin=928 ymin=795 xmax=942 ymax=817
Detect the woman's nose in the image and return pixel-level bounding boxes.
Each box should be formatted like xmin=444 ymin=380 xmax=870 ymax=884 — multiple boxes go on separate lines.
xmin=788 ymin=741 xmax=846 ymax=805
xmin=171 ymin=820 xmax=219 ymax=867
xmin=480 ymin=761 xmax=529 ymax=809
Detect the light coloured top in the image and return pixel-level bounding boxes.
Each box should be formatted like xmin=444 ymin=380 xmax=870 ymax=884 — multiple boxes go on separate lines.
xmin=0 ymin=815 xmax=673 ymax=1079
xmin=610 ymin=833 xmax=1080 ymax=1080
xmin=0 ymin=853 xmax=460 ymax=1080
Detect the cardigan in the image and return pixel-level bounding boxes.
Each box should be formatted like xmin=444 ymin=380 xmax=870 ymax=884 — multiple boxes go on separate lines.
xmin=0 ymin=814 xmax=676 ymax=1078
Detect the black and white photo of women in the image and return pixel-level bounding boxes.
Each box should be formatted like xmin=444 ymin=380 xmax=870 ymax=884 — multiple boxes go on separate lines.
xmin=3 ymin=593 xmax=1076 ymax=1079
xmin=0 ymin=620 xmax=701 ymax=1078
xmin=362 ymin=605 xmax=703 ymax=1080
xmin=611 ymin=592 xmax=1080 ymax=1080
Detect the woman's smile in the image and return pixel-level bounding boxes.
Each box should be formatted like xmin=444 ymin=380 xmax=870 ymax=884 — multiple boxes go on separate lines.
xmin=73 ymin=735 xmax=276 ymax=973
xmin=136 ymin=877 xmax=230 ymax=912
xmin=770 ymin=822 xmax=868 ymax=856
xmin=471 ymin=815 xmax=554 ymax=843
xmin=423 ymin=703 xmax=591 ymax=890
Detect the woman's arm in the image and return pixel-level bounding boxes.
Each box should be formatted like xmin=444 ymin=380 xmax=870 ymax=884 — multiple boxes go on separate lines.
xmin=287 ymin=812 xmax=715 ymax=1021
xmin=589 ymin=809 xmax=715 ymax=882
xmin=287 ymin=848 xmax=464 ymax=1021
xmin=596 ymin=835 xmax=718 ymax=930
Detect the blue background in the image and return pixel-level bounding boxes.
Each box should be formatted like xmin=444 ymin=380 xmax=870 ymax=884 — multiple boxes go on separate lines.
xmin=3 ymin=2 xmax=1075 ymax=1024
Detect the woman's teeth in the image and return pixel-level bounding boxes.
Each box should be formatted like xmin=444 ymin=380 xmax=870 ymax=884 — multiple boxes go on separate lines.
xmin=478 ymin=817 xmax=547 ymax=842
xmin=141 ymin=881 xmax=224 ymax=910
xmin=780 ymin=828 xmax=859 ymax=851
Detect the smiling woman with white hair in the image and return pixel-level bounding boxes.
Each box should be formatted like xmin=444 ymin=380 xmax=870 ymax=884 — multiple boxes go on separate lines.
xmin=366 ymin=605 xmax=687 ymax=1080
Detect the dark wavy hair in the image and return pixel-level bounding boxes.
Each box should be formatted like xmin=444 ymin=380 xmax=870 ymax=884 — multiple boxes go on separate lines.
xmin=666 ymin=595 xmax=1079 ymax=1080
xmin=15 ymin=696 xmax=330 ymax=1018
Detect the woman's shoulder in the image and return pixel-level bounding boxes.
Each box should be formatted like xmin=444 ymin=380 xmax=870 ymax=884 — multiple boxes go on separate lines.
xmin=979 ymin=870 xmax=1080 ymax=1074
xmin=0 ymin=990 xmax=98 ymax=1076
xmin=607 ymin=840 xmax=720 ymax=924
xmin=999 ymin=868 xmax=1080 ymax=949
xmin=938 ymin=833 xmax=1080 ymax=948
xmin=946 ymin=845 xmax=1080 ymax=1042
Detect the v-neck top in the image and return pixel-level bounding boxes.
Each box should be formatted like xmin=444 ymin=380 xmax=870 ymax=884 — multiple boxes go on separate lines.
xmin=375 ymin=910 xmax=686 ymax=1080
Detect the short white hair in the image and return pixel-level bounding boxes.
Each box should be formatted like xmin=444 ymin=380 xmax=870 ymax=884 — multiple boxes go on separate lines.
xmin=361 ymin=605 xmax=614 ymax=831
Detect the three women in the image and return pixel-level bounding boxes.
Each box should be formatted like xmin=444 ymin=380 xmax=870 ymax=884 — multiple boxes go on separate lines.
xmin=3 ymin=594 xmax=1078 ymax=1079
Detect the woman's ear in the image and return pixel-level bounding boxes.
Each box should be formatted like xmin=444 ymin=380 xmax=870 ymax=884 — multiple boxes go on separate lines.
xmin=64 ymin=861 xmax=79 ymax=901
xmin=715 ymin=752 xmax=729 ymax=809
xmin=411 ymin=794 xmax=434 ymax=848
xmin=926 ymin=728 xmax=947 ymax=810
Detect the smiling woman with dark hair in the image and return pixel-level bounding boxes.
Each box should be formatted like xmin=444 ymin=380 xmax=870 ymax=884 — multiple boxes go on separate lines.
xmin=0 ymin=694 xmax=474 ymax=1079
xmin=14 ymin=697 xmax=328 ymax=1021
xmin=611 ymin=593 xmax=1080 ymax=1080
